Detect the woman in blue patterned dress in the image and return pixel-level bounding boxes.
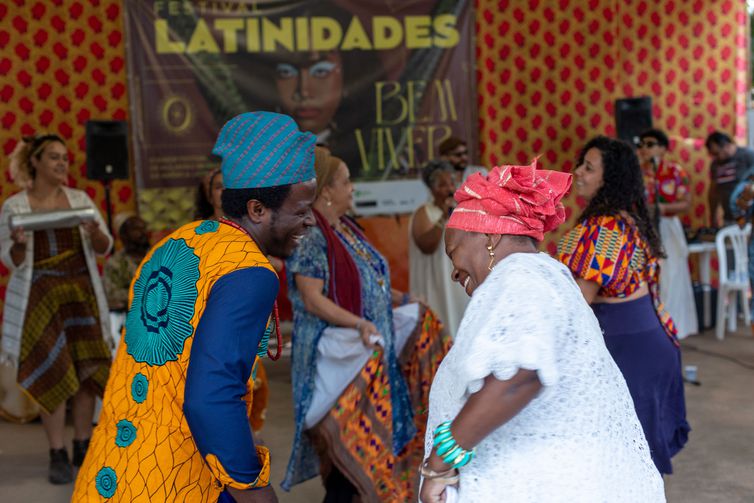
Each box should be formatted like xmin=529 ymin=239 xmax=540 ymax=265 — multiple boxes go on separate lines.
xmin=282 ymin=148 xmax=450 ymax=502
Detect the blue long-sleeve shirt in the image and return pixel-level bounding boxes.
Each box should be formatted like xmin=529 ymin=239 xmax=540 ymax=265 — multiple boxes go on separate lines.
xmin=184 ymin=266 xmax=278 ymax=484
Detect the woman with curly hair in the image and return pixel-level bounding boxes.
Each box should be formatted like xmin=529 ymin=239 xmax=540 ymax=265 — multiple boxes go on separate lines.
xmin=557 ymin=136 xmax=690 ymax=475
xmin=0 ymin=134 xmax=113 ymax=484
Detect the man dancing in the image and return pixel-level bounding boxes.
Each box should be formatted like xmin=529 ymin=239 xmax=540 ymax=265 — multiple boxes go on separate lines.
xmin=73 ymin=112 xmax=317 ymax=503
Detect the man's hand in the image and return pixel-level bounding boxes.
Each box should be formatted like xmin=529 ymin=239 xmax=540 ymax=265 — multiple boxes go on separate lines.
xmin=227 ymin=485 xmax=278 ymax=503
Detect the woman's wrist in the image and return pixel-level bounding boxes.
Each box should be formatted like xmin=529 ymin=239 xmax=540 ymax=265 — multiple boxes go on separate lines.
xmin=421 ymin=459 xmax=458 ymax=482
xmin=427 ymin=451 xmax=452 ymax=472
xmin=432 ymin=420 xmax=476 ymax=470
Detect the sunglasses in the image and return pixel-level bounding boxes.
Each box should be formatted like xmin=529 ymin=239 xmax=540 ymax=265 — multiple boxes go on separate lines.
xmin=637 ymin=140 xmax=659 ymax=148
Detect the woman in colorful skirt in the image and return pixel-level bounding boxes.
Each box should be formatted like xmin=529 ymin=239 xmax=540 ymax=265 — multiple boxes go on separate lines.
xmin=0 ymin=134 xmax=113 ymax=484
xmin=421 ymin=160 xmax=664 ymax=503
xmin=558 ymin=136 xmax=690 ymax=474
xmin=282 ymin=147 xmax=450 ymax=502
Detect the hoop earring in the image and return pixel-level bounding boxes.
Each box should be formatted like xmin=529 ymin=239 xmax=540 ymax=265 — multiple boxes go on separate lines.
xmin=486 ymin=237 xmax=496 ymax=271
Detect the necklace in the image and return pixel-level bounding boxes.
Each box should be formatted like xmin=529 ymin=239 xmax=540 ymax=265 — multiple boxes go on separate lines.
xmin=218 ymin=217 xmax=282 ymax=361
xmin=335 ymin=222 xmax=389 ymax=291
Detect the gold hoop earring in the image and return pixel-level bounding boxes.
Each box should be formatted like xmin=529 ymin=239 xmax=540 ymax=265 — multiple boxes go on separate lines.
xmin=486 ymin=239 xmax=496 ymax=271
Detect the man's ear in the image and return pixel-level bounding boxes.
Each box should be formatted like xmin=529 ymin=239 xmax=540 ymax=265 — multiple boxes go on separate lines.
xmin=246 ymin=199 xmax=270 ymax=225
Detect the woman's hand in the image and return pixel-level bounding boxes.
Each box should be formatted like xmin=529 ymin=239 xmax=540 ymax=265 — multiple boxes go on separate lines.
xmin=420 ymin=477 xmax=452 ymax=503
xmin=438 ymin=196 xmax=455 ymax=217
xmin=81 ymin=219 xmax=111 ymax=254
xmin=9 ymin=226 xmax=28 ymax=266
xmin=356 ymin=319 xmax=379 ymax=348
xmin=391 ymin=289 xmax=420 ymax=306
xmin=10 ymin=226 xmax=27 ymax=246
xmin=81 ymin=219 xmax=100 ymax=236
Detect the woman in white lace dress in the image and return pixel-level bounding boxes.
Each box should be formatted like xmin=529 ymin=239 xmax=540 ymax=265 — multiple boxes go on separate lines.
xmin=420 ymin=161 xmax=665 ymax=503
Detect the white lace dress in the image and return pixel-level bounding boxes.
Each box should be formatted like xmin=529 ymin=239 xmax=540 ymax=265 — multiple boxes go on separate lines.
xmin=424 ymin=252 xmax=665 ymax=502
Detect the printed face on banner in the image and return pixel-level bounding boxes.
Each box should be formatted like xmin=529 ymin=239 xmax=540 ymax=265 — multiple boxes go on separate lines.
xmin=127 ymin=0 xmax=477 ymax=195
xmin=274 ymin=51 xmax=344 ymax=135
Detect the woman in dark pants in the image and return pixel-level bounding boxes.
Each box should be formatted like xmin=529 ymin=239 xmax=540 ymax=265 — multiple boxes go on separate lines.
xmin=558 ymin=136 xmax=690 ymax=474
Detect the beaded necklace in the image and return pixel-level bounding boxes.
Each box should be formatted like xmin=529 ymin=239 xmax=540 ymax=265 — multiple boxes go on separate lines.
xmin=334 ymin=220 xmax=389 ymax=292
xmin=218 ymin=217 xmax=282 ymax=360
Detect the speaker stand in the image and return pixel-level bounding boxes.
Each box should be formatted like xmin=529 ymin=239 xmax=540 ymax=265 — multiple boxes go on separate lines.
xmin=103 ymin=179 xmax=114 ymax=237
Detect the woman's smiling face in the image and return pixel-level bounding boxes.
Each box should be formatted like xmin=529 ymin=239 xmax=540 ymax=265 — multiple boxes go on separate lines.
xmin=573 ymin=147 xmax=604 ymax=201
xmin=444 ymin=228 xmax=494 ymax=297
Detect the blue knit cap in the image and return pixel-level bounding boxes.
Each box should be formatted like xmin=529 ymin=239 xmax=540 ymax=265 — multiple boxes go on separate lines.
xmin=212 ymin=112 xmax=316 ymax=189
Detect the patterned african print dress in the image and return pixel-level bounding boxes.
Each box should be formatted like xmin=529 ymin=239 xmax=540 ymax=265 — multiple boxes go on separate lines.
xmin=283 ymin=223 xmax=451 ymax=502
xmin=558 ymin=214 xmax=690 ymax=474
xmin=73 ymin=220 xmax=277 ymax=502
xmin=18 ymin=228 xmax=111 ymax=414
xmin=0 ymin=188 xmax=112 ymax=422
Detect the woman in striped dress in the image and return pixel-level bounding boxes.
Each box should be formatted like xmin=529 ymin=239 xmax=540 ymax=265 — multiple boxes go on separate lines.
xmin=0 ymin=134 xmax=113 ymax=484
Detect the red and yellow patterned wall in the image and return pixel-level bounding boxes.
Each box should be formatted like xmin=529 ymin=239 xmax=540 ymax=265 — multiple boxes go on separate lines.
xmin=476 ymin=0 xmax=749 ymax=257
xmin=0 ymin=0 xmax=135 ymax=307
xmin=0 ymin=0 xmax=749 ymax=309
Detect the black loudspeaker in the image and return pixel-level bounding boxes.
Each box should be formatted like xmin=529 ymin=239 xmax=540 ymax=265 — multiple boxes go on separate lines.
xmin=86 ymin=120 xmax=129 ymax=180
xmin=615 ymin=96 xmax=653 ymax=146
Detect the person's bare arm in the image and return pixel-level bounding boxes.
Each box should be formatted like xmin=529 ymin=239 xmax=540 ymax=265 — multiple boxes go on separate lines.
xmin=295 ymin=274 xmax=379 ymax=345
xmin=660 ymin=191 xmax=691 ymax=216
xmin=9 ymin=227 xmax=27 ymax=267
xmin=708 ymin=181 xmax=722 ymax=227
xmin=421 ymin=370 xmax=542 ymax=502
xmin=82 ymin=220 xmax=111 ymax=254
xmin=412 ymin=206 xmax=446 ymax=255
xmin=574 ymin=277 xmax=601 ymax=304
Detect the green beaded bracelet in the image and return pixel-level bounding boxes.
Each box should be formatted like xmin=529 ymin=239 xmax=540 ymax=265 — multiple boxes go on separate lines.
xmin=436 ymin=439 xmax=456 ymax=456
xmin=432 ymin=420 xmax=476 ymax=470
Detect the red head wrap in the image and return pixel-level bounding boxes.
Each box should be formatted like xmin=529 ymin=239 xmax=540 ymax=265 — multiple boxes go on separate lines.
xmin=446 ymin=158 xmax=572 ymax=241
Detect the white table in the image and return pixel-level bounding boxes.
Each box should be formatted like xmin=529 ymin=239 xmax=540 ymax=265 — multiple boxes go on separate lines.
xmin=688 ymin=241 xmax=717 ymax=328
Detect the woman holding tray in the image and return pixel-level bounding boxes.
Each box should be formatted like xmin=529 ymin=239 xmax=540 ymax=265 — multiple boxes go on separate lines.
xmin=0 ymin=133 xmax=113 ymax=485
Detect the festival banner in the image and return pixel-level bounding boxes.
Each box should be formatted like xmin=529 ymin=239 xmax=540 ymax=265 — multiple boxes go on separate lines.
xmin=124 ymin=0 xmax=477 ymax=227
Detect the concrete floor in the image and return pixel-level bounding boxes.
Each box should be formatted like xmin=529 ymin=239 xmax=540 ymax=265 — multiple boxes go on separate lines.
xmin=1 ymin=328 xmax=752 ymax=502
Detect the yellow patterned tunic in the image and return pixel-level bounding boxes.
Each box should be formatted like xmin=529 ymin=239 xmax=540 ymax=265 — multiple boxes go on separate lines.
xmin=73 ymin=220 xmax=275 ymax=501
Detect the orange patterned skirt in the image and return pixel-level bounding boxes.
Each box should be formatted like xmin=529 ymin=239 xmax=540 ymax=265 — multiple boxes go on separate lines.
xmin=310 ymin=307 xmax=450 ymax=503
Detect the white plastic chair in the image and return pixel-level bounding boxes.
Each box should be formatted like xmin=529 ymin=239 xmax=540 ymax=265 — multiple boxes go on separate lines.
xmin=715 ymin=223 xmax=752 ymax=340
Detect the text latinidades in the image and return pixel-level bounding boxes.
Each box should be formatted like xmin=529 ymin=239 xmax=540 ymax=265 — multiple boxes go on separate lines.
xmin=155 ymin=15 xmax=460 ymax=54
